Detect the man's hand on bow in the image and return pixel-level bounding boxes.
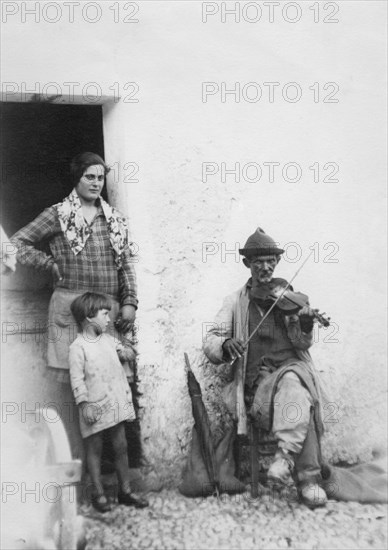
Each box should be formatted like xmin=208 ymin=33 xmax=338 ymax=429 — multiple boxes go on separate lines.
xmin=222 ymin=338 xmax=245 ymax=362
xmin=116 ymin=305 xmax=136 ymax=333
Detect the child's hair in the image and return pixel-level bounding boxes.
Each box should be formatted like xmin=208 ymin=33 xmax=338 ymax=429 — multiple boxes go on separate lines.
xmin=70 ymin=292 xmax=112 ymax=328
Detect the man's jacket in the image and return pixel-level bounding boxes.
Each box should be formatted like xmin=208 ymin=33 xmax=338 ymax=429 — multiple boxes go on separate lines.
xmin=203 ymin=281 xmax=328 ymax=435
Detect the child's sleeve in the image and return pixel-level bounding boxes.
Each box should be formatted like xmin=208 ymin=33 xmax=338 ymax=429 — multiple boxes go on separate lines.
xmin=69 ymin=342 xmax=88 ymax=404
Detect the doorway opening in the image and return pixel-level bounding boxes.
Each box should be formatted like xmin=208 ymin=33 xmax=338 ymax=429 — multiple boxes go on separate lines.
xmin=0 ymin=102 xmax=105 ymax=295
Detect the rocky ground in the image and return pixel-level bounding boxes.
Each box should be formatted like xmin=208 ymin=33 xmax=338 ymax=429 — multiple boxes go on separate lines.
xmin=81 ymin=487 xmax=387 ymax=550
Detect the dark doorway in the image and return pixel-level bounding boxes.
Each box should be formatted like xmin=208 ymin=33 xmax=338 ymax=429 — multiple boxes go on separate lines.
xmin=0 ymin=102 xmax=143 ymax=469
xmin=0 ymin=102 xmax=105 ymax=291
xmin=0 ymin=102 xmax=105 ymax=237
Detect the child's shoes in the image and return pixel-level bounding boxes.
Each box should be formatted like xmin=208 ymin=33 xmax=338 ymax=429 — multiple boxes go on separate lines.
xmin=91 ymin=494 xmax=112 ymax=513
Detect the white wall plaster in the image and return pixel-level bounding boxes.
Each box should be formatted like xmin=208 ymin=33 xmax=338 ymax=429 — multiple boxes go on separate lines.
xmin=1 ymin=1 xmax=386 ymax=484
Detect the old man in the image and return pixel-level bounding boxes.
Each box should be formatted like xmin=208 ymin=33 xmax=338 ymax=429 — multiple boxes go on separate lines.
xmin=203 ymin=227 xmax=328 ymax=507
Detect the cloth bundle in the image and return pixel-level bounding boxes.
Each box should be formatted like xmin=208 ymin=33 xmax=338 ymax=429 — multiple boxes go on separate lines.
xmin=179 ymin=426 xmax=245 ymax=497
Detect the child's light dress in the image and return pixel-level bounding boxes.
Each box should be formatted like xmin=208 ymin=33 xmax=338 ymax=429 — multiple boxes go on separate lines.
xmin=69 ymin=333 xmax=136 ymax=438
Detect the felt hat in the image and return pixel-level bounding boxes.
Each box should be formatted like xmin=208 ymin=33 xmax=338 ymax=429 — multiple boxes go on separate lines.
xmin=239 ymin=227 xmax=284 ymax=257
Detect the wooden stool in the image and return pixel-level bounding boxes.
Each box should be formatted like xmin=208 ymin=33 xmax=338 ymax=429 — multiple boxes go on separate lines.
xmin=236 ymin=421 xmax=277 ymax=497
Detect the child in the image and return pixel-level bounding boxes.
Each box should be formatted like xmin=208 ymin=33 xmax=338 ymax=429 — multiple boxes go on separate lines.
xmin=69 ymin=292 xmax=149 ymax=513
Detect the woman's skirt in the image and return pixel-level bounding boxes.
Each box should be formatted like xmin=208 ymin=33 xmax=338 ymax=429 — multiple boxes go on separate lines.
xmin=47 ymin=287 xmax=120 ymax=374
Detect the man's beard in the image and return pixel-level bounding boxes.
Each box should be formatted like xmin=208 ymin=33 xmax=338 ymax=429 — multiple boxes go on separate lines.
xmin=257 ymin=272 xmax=273 ymax=283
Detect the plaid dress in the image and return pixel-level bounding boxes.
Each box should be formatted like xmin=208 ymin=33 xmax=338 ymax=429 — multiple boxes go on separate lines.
xmin=11 ymin=204 xmax=138 ymax=306
xmin=11 ymin=202 xmax=138 ymax=372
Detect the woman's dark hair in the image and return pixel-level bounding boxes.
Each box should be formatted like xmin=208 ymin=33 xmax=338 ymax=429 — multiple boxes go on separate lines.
xmin=70 ymin=292 xmax=111 ymax=328
xmin=70 ymin=152 xmax=110 ymax=184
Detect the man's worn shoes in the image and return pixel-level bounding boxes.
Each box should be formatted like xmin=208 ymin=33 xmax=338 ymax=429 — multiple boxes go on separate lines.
xmin=267 ymin=449 xmax=295 ymax=487
xmin=117 ymin=492 xmax=149 ymax=508
xmin=299 ymin=482 xmax=328 ymax=508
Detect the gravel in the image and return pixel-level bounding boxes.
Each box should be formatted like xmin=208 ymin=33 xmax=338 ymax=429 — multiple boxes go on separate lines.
xmin=81 ymin=487 xmax=387 ymax=550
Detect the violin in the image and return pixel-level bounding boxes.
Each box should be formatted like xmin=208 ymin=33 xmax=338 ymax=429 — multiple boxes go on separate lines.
xmin=251 ymin=278 xmax=331 ymax=327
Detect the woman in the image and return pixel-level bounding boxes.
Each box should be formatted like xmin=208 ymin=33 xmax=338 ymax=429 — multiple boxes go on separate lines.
xmin=11 ymin=152 xmax=138 ymax=457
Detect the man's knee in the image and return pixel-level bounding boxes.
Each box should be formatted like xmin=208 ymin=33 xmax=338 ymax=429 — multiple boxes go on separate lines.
xmin=279 ymin=371 xmax=303 ymax=387
xmin=276 ymin=372 xmax=313 ymax=407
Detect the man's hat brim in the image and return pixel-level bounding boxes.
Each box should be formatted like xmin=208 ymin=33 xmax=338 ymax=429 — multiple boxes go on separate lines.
xmin=239 ymin=247 xmax=284 ymax=257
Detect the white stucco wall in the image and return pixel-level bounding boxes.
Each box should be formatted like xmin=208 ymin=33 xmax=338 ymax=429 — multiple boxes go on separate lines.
xmin=1 ymin=1 xmax=386 ymax=484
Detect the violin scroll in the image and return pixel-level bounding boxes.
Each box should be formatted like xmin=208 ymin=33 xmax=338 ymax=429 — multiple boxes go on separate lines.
xmin=313 ymin=311 xmax=331 ymax=328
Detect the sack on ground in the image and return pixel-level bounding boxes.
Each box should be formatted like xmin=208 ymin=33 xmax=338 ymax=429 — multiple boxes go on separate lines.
xmin=179 ymin=425 xmax=246 ymax=497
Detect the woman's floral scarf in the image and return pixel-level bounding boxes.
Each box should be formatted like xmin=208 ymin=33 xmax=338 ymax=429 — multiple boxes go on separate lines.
xmin=56 ymin=189 xmax=128 ymax=268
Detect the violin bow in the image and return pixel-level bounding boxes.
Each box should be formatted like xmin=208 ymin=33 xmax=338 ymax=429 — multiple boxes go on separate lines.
xmin=243 ymin=249 xmax=314 ymax=348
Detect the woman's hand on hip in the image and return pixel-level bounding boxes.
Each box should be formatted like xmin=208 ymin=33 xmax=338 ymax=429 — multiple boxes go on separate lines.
xmin=51 ymin=262 xmax=63 ymax=282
